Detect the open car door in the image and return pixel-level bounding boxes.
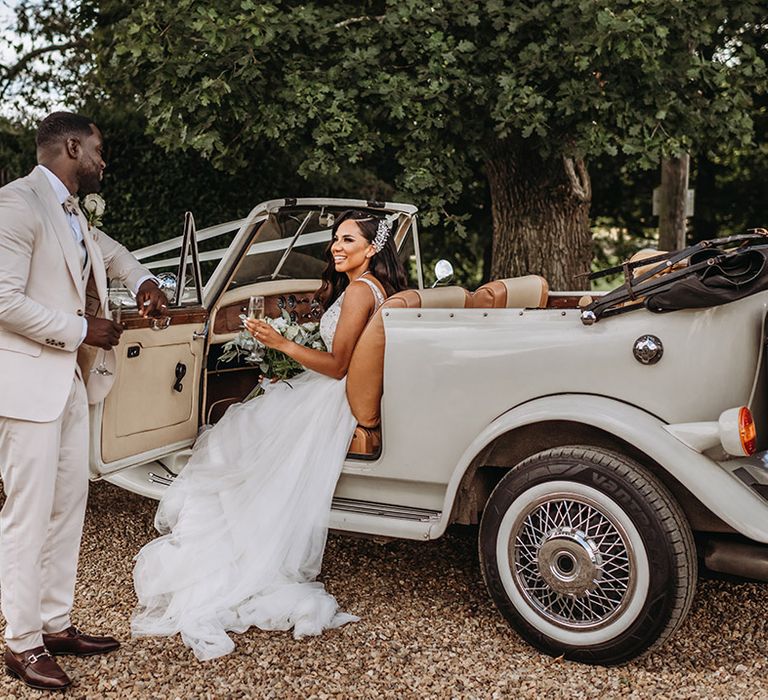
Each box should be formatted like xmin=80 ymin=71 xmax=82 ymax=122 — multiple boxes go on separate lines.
xmin=91 ymin=198 xmax=422 ymax=499
xmin=90 ymin=213 xmax=209 ymax=482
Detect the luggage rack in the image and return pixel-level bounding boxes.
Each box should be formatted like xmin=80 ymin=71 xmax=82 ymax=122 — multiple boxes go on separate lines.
xmin=580 ymin=230 xmax=768 ymax=325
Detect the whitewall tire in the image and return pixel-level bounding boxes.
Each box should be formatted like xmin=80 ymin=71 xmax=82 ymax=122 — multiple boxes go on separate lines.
xmin=479 ymin=446 xmax=697 ymax=665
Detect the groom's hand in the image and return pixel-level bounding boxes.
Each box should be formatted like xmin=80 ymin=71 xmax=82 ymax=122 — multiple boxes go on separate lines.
xmin=84 ymin=316 xmax=123 ymax=350
xmin=136 ymin=280 xmax=169 ymax=318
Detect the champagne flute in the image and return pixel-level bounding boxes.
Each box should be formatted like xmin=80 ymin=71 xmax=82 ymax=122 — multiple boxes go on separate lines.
xmin=246 ymin=295 xmax=265 ymax=362
xmin=247 ymin=295 xmax=265 ymax=322
xmin=91 ymin=302 xmax=122 ymax=376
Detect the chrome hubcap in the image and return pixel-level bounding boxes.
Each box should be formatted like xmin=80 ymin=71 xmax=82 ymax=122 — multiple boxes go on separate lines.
xmin=538 ymin=527 xmax=602 ymax=595
xmin=510 ymin=494 xmax=635 ymax=630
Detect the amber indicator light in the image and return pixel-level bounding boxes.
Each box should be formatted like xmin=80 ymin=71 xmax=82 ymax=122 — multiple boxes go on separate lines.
xmin=739 ymin=407 xmax=757 ymax=455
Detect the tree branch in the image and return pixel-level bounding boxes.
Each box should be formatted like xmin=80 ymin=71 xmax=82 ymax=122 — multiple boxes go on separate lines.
xmin=0 ymin=39 xmax=83 ymax=98
xmin=334 ymin=15 xmax=385 ymax=29
xmin=562 ymin=156 xmax=591 ymax=202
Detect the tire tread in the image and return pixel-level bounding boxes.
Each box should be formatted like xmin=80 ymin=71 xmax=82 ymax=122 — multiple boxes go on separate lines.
xmin=479 ymin=444 xmax=697 ymax=665
xmin=530 ymin=446 xmax=697 ymax=658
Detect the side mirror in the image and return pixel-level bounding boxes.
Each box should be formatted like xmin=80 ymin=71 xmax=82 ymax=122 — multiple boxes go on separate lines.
xmin=432 ymin=259 xmax=454 ymax=288
xmin=157 ymin=272 xmax=178 ymax=303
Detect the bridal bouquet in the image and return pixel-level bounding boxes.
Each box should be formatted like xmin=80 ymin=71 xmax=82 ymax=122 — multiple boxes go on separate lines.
xmin=219 ymin=311 xmax=325 ymax=391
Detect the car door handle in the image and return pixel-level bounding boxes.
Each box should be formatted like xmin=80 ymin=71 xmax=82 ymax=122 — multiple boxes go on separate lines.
xmin=173 ymin=362 xmax=187 ymax=392
xmin=192 ymin=321 xmax=209 ymax=340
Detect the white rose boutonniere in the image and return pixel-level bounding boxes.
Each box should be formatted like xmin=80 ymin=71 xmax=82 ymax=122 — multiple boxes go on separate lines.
xmin=82 ymin=193 xmax=106 ymax=230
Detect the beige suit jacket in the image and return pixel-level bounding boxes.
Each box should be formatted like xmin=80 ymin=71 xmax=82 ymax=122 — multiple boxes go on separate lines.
xmin=0 ymin=166 xmax=152 ymax=422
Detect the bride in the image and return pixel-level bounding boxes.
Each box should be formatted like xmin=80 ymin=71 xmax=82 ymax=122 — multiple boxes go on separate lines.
xmin=131 ymin=210 xmax=408 ymax=660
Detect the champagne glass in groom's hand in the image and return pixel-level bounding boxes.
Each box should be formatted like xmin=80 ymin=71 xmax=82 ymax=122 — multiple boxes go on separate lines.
xmin=85 ymin=303 xmax=123 ymax=375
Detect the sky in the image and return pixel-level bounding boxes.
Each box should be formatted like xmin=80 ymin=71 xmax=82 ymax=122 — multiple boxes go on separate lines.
xmin=1 ymin=0 xmax=70 ymax=120
xmin=0 ymin=2 xmax=17 ymax=64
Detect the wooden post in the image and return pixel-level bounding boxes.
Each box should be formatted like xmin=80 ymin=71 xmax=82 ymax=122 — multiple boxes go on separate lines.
xmin=657 ymin=154 xmax=690 ymax=251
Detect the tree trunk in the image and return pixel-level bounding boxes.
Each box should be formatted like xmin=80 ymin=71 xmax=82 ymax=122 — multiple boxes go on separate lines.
xmin=691 ymin=153 xmax=717 ymax=244
xmin=657 ymin=154 xmax=690 ymax=250
xmin=485 ymin=142 xmax=592 ymax=291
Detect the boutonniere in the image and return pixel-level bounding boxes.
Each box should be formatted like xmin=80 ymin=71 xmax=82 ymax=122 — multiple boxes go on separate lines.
xmin=82 ymin=193 xmax=106 ymax=230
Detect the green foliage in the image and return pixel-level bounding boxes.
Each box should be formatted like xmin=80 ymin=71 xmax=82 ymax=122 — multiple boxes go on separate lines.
xmin=84 ymin=105 xmax=309 ymax=248
xmin=94 ymin=0 xmax=765 ymax=228
xmin=692 ymin=90 xmax=768 ymax=238
xmin=0 ymin=0 xmax=94 ymax=119
xmin=0 ymin=117 xmax=36 ymax=185
xmin=3 ymin=1 xmax=766 ymax=287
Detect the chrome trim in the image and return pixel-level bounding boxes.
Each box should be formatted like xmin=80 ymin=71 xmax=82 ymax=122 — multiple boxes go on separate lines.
xmin=633 ymin=334 xmax=664 ymax=365
xmin=150 ymin=317 xmax=172 ymax=331
xmin=270 ymin=211 xmax=313 ymax=280
xmin=331 ymin=497 xmax=441 ymax=522
xmin=192 ymin=320 xmax=209 ymax=340
xmin=147 ymin=472 xmax=174 ymax=486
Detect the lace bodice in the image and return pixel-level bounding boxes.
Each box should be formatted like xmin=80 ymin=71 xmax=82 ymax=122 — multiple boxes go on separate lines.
xmin=319 ymin=276 xmax=385 ymax=351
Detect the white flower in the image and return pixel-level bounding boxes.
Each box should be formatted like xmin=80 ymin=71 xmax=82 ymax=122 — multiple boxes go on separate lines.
xmin=82 ymin=193 xmax=105 ymax=217
xmin=82 ymin=193 xmax=105 ymax=229
xmin=219 ymin=316 xmax=325 ymax=377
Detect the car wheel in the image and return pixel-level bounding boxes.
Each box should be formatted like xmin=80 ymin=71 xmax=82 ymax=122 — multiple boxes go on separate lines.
xmin=479 ymin=445 xmax=697 ymax=666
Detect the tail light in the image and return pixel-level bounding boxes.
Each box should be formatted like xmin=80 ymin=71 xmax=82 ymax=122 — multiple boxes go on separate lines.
xmin=738 ymin=407 xmax=757 ymax=456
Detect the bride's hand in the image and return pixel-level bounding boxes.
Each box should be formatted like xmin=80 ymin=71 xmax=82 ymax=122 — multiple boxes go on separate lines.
xmin=244 ymin=318 xmax=286 ymax=350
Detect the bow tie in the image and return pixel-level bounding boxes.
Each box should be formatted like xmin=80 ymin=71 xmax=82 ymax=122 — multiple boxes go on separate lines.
xmin=62 ymin=195 xmax=80 ymax=216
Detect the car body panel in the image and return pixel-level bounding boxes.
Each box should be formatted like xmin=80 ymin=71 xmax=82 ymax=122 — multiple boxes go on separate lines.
xmin=429 ymin=393 xmax=768 ymax=542
xmin=331 ymin=293 xmax=764 ymax=490
xmin=94 ymin=200 xmax=768 ymax=552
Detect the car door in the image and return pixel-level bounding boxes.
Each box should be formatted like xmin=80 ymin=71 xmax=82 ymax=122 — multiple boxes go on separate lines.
xmin=91 ymin=198 xmax=423 ymax=492
xmin=92 ymin=213 xmax=213 ymax=475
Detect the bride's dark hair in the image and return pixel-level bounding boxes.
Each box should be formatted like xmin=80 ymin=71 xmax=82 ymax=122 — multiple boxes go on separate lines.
xmin=314 ymin=209 xmax=409 ymax=308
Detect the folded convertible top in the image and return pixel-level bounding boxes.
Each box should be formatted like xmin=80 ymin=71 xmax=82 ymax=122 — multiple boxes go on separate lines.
xmin=581 ymin=229 xmax=768 ymax=324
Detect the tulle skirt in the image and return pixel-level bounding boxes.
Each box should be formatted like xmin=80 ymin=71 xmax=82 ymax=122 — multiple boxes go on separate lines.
xmin=131 ymin=370 xmax=359 ymax=661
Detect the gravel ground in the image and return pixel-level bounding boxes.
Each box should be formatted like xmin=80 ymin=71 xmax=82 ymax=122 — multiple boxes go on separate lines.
xmin=0 ymin=481 xmax=766 ymax=699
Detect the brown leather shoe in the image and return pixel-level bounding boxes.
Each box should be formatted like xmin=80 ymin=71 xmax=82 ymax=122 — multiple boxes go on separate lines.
xmin=4 ymin=646 xmax=72 ymax=690
xmin=43 ymin=626 xmax=120 ymax=657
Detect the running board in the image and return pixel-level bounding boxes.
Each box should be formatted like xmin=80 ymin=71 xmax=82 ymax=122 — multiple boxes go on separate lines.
xmin=331 ymin=497 xmax=441 ymax=521
xmin=102 ymin=463 xmax=443 ymax=541
xmin=330 ymin=498 xmax=441 ymax=541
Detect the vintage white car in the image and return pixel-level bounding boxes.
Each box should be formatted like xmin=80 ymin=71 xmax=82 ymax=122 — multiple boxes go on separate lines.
xmin=96 ymin=198 xmax=768 ymax=666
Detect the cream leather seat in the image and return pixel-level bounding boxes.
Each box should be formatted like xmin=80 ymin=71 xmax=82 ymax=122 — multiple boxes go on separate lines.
xmin=470 ymin=275 xmax=549 ymax=309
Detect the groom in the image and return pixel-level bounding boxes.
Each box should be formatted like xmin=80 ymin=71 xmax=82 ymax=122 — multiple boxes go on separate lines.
xmin=0 ymin=112 xmax=168 ymax=690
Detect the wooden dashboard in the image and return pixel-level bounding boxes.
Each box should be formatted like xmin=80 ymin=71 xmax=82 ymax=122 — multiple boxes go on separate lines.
xmin=212 ymin=292 xmax=323 ymax=335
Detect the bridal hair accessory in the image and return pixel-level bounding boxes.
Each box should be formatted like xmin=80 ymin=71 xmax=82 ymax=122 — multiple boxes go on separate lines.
xmin=372 ymin=213 xmax=399 ymax=252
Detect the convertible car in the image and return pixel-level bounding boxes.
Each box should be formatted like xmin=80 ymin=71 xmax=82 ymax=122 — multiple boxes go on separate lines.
xmin=96 ymin=198 xmax=768 ymax=666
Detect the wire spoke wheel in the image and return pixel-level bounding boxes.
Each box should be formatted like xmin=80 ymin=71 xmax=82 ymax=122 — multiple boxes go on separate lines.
xmin=479 ymin=446 xmax=697 ymax=666
xmin=511 ymin=493 xmax=635 ymax=630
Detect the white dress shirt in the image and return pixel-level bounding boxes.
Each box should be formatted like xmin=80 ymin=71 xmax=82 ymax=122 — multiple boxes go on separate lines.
xmin=39 ymin=166 xmax=156 ymax=346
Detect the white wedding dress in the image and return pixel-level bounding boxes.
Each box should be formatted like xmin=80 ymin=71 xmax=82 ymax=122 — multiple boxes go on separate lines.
xmin=131 ymin=278 xmax=384 ymax=661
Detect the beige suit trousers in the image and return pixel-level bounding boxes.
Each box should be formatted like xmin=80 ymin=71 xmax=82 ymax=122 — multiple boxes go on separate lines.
xmin=0 ymin=374 xmax=89 ymax=652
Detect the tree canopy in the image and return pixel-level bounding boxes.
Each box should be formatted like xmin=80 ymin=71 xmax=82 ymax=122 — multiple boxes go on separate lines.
xmin=2 ymin=1 xmax=766 ymax=287
xmin=87 ymin=0 xmax=766 ymax=286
